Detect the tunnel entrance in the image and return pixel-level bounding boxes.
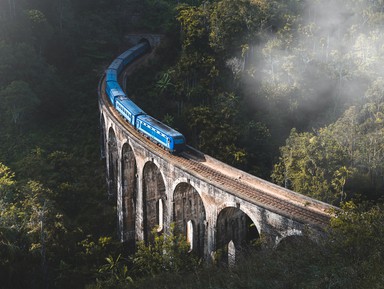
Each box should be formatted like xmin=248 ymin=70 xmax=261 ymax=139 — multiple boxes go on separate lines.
xmin=173 ymin=182 xmax=206 ymax=257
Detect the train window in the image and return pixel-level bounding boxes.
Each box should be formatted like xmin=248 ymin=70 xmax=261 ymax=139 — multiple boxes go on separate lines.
xmin=174 ymin=137 xmax=185 ymax=144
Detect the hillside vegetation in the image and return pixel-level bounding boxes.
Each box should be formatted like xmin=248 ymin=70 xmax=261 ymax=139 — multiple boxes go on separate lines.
xmin=1 ymin=0 xmax=384 ymax=288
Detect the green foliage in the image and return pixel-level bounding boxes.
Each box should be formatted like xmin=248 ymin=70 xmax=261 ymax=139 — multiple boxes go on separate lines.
xmin=209 ymin=0 xmax=269 ymax=56
xmin=97 ymin=254 xmax=133 ymax=285
xmin=326 ymin=201 xmax=384 ymax=288
xmin=2 ymin=0 xmax=384 ymax=287
xmin=155 ymin=71 xmax=175 ymax=94
xmin=177 ymin=4 xmax=210 ymax=52
xmin=0 ymin=163 xmax=16 ymax=199
xmin=272 ymin=128 xmax=349 ymax=204
xmin=0 ymin=0 xmax=131 ymax=287
xmin=0 ymin=163 xmax=70 ymax=288
xmin=26 ymin=9 xmax=53 ymax=54
xmin=132 ymin=224 xmax=199 ymax=277
xmin=127 ymin=0 xmax=274 ymax=175
xmin=86 ymin=226 xmax=200 ymax=289
xmin=137 ymin=0 xmax=178 ymax=33
xmin=186 ymin=92 xmax=249 ymax=168
xmin=118 ymin=202 xmax=384 ymax=289
xmin=272 ymin=79 xmax=384 ymax=203
xmin=0 ymin=80 xmax=40 ymax=126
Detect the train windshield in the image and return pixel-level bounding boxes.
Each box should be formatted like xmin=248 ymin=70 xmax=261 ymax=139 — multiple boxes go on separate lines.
xmin=174 ymin=137 xmax=185 ymax=144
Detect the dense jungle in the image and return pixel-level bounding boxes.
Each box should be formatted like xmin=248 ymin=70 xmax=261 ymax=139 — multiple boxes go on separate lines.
xmin=1 ymin=0 xmax=384 ymax=288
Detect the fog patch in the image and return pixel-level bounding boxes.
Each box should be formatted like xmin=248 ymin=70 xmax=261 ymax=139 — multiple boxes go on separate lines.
xmin=243 ymin=0 xmax=384 ymax=128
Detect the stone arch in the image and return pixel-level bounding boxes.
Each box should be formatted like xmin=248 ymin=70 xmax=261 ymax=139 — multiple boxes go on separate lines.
xmin=173 ymin=182 xmax=206 ymax=257
xmin=125 ymin=34 xmax=161 ymax=48
xmin=274 ymin=229 xmax=303 ymax=247
xmin=139 ymin=38 xmax=152 ymax=50
xmin=216 ymin=206 xmax=260 ymax=264
xmin=142 ymin=161 xmax=166 ymax=243
xmin=275 ymin=233 xmax=316 ymax=252
xmin=107 ymin=127 xmax=118 ymax=200
xmin=216 ymin=202 xmax=262 ymax=235
xmin=121 ymin=142 xmax=138 ymax=247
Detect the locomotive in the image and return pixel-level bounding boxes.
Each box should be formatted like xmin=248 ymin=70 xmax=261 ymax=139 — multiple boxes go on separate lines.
xmin=104 ymin=41 xmax=186 ymax=154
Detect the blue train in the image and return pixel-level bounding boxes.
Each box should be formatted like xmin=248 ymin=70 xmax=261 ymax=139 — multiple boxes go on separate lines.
xmin=105 ymin=41 xmax=186 ymax=154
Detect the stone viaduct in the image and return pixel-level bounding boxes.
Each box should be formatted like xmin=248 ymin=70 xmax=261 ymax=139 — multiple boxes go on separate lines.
xmin=98 ymin=38 xmax=335 ymax=261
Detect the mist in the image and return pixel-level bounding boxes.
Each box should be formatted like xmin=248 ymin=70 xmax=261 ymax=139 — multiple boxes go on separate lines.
xmin=241 ymin=0 xmax=384 ymax=129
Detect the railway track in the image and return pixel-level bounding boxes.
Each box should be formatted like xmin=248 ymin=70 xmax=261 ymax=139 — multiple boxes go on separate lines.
xmin=99 ymin=52 xmax=334 ymax=230
xmin=176 ymin=151 xmax=331 ymax=227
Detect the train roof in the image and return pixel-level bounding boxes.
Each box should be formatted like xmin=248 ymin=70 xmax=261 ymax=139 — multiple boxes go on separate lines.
xmin=108 ymin=58 xmax=123 ymax=70
xmin=106 ymin=81 xmax=126 ymax=98
xmin=116 ymin=42 xmax=148 ymax=61
xmin=106 ymin=68 xmax=118 ymax=82
xmin=138 ymin=115 xmax=184 ymax=138
xmin=117 ymin=49 xmax=135 ymax=61
xmin=116 ymin=97 xmax=145 ymax=115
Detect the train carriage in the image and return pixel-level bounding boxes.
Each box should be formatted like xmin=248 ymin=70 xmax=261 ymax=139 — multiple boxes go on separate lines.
xmin=115 ymin=97 xmax=145 ymax=126
xmin=106 ymin=68 xmax=118 ymax=82
xmin=136 ymin=115 xmax=186 ymax=154
xmin=104 ymin=40 xmax=186 ymax=154
xmin=105 ymin=81 xmax=126 ymax=105
xmin=117 ymin=49 xmax=136 ymax=67
xmin=108 ymin=58 xmax=124 ymax=74
xmin=117 ymin=42 xmax=149 ymax=67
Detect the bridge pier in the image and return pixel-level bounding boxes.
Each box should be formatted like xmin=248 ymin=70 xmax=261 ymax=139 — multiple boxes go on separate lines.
xmin=135 ymin=165 xmax=144 ymax=242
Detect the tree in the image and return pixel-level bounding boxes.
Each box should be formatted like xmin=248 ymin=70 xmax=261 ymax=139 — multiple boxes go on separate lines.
xmin=137 ymin=0 xmax=177 ymax=33
xmin=272 ymin=128 xmax=350 ymax=204
xmin=209 ymin=0 xmax=269 ymax=56
xmin=0 ymin=162 xmax=15 ymax=197
xmin=272 ymin=81 xmax=384 ymax=203
xmin=26 ymin=9 xmax=53 ymax=55
xmin=0 ymin=80 xmax=40 ymax=126
xmin=177 ymin=3 xmax=210 ymax=52
xmin=327 ymin=201 xmax=384 ymax=288
xmin=132 ymin=224 xmax=198 ymax=277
